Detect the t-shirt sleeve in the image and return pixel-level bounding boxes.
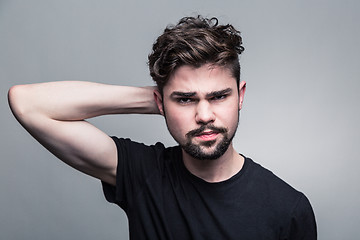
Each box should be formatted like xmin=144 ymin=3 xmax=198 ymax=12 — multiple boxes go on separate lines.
xmin=284 ymin=193 xmax=317 ymax=240
xmin=101 ymin=137 xmax=165 ymax=211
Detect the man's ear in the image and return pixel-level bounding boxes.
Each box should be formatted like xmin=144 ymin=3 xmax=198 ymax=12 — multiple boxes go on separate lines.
xmin=154 ymin=90 xmax=164 ymax=116
xmin=238 ymin=81 xmax=246 ymax=110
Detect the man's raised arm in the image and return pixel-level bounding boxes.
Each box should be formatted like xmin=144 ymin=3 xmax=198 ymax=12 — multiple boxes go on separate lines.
xmin=8 ymin=81 xmax=159 ymax=185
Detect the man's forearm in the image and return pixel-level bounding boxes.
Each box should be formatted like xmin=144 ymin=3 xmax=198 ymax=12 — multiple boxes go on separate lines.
xmin=8 ymin=81 xmax=160 ymax=123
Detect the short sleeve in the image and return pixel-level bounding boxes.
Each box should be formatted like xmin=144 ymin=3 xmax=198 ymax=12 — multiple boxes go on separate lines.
xmin=284 ymin=193 xmax=317 ymax=240
xmin=101 ymin=137 xmax=165 ymax=211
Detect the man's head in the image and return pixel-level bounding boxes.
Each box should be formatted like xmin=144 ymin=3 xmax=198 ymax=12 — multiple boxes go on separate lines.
xmin=150 ymin=16 xmax=246 ymax=161
xmin=148 ymin=15 xmax=244 ymax=95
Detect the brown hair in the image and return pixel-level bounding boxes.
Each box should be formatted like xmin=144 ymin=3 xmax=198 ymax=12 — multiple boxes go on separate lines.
xmin=148 ymin=15 xmax=244 ymax=93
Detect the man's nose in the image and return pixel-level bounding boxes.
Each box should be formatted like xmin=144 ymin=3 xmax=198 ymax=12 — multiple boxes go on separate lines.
xmin=195 ymin=100 xmax=215 ymax=125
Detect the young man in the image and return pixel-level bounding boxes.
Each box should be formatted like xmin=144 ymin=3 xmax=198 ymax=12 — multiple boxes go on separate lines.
xmin=8 ymin=16 xmax=317 ymax=239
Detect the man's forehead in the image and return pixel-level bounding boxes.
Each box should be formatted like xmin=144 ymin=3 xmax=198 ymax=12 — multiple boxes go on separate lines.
xmin=164 ymin=64 xmax=236 ymax=93
xmin=171 ymin=64 xmax=231 ymax=79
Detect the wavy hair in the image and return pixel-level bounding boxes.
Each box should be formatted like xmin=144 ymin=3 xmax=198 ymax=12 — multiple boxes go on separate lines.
xmin=148 ymin=15 xmax=244 ymax=93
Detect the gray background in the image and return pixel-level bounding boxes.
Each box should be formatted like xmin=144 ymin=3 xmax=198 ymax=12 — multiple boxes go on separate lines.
xmin=1 ymin=0 xmax=359 ymax=239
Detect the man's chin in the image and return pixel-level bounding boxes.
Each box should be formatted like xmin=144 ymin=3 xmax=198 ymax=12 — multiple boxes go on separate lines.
xmin=198 ymin=139 xmax=217 ymax=147
xmin=182 ymin=140 xmax=230 ymax=161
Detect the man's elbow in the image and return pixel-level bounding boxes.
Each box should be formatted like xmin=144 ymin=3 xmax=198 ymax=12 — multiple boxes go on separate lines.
xmin=8 ymin=84 xmax=31 ymax=122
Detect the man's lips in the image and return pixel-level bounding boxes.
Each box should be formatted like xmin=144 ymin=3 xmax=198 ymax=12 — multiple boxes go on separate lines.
xmin=186 ymin=124 xmax=227 ymax=140
xmin=195 ymin=131 xmax=219 ymax=141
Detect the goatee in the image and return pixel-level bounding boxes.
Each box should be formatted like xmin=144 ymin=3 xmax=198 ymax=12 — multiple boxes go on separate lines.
xmin=182 ymin=124 xmax=234 ymax=160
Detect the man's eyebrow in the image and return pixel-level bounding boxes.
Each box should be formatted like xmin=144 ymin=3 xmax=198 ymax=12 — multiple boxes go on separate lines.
xmin=206 ymin=88 xmax=232 ymax=98
xmin=170 ymin=91 xmax=197 ymax=98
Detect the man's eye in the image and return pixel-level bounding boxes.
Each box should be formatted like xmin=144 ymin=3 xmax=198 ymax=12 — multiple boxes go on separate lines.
xmin=177 ymin=98 xmax=193 ymax=104
xmin=211 ymin=95 xmax=227 ymax=101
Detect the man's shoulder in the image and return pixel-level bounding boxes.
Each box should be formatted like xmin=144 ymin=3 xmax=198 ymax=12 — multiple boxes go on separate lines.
xmin=241 ymin=156 xmax=317 ymax=237
xmin=110 ymin=136 xmax=181 ymax=164
xmin=244 ymin=156 xmax=305 ymax=202
xmin=111 ymin=136 xmax=167 ymax=152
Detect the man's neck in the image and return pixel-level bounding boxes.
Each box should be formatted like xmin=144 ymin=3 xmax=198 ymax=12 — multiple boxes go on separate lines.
xmin=181 ymin=144 xmax=244 ymax=183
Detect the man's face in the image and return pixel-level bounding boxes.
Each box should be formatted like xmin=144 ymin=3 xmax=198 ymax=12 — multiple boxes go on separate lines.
xmin=155 ymin=64 xmax=246 ymax=160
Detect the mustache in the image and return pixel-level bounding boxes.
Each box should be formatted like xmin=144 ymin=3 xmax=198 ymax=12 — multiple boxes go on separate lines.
xmin=186 ymin=124 xmax=227 ymax=138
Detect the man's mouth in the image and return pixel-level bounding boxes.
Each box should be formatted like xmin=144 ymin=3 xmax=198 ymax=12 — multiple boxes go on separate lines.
xmin=195 ymin=131 xmax=219 ymax=141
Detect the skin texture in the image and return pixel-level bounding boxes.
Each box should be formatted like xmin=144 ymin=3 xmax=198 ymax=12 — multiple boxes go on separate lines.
xmin=155 ymin=64 xmax=246 ymax=182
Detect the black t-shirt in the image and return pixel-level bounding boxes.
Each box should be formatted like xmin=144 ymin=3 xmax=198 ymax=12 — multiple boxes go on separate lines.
xmin=102 ymin=137 xmax=317 ymax=240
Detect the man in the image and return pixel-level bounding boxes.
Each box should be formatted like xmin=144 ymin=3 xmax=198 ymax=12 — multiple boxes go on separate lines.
xmin=8 ymin=16 xmax=317 ymax=239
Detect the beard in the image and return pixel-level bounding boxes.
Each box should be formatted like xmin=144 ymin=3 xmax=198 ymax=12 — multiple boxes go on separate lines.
xmin=181 ymin=124 xmax=237 ymax=160
xmin=163 ymin=102 xmax=240 ymax=161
